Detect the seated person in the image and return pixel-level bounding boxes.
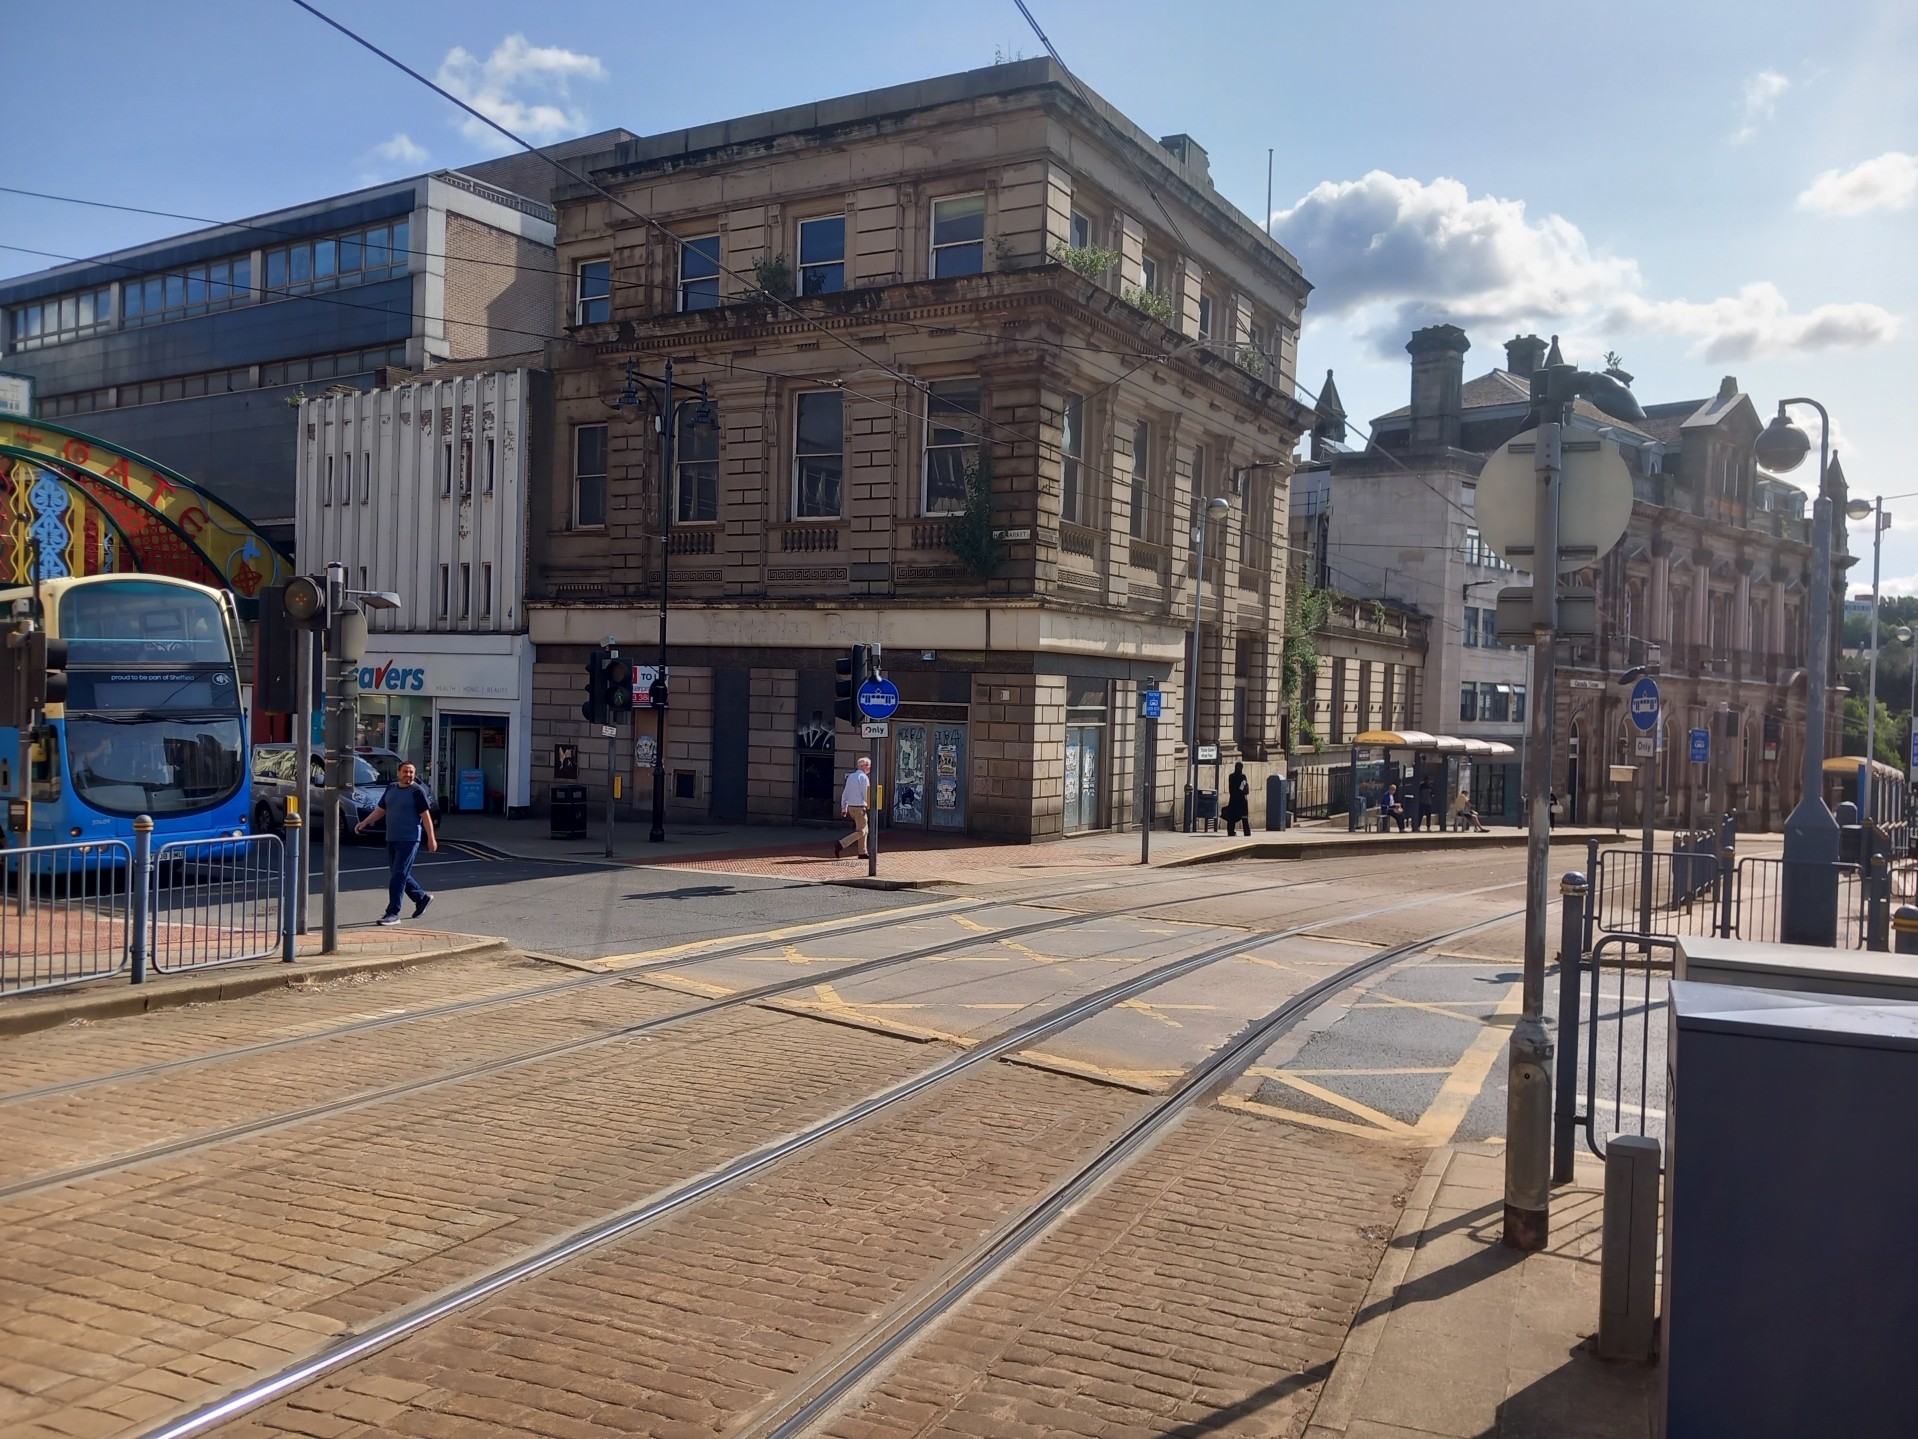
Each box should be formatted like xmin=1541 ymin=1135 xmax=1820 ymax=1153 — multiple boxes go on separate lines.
xmin=1455 ymin=794 xmax=1488 ymax=832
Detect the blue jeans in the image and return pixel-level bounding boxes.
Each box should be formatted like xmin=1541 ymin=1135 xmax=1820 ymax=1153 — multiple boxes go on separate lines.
xmin=386 ymin=840 xmax=427 ymax=916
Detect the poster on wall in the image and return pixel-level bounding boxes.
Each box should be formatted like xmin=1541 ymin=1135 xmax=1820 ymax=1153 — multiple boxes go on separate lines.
xmin=931 ymin=726 xmax=965 ymax=825
xmin=1064 ymin=736 xmax=1081 ymax=804
xmin=894 ymin=724 xmax=927 ymax=825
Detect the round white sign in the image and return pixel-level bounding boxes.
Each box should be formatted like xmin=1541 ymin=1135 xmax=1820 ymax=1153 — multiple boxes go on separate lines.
xmin=1475 ymin=427 xmax=1633 ymax=574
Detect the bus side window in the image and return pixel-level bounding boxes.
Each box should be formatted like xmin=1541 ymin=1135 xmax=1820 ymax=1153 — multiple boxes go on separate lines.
xmin=30 ymin=733 xmax=61 ymax=803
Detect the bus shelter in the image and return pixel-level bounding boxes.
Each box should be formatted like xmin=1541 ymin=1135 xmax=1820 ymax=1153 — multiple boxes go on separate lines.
xmin=1348 ymin=730 xmax=1518 ymax=831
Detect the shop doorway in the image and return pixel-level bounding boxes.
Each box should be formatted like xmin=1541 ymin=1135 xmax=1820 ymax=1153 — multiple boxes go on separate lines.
xmin=1064 ymin=726 xmax=1102 ymax=832
xmin=893 ymin=721 xmax=967 ymax=830
xmin=794 ymin=707 xmax=837 ymax=823
xmin=443 ymin=714 xmax=509 ymax=814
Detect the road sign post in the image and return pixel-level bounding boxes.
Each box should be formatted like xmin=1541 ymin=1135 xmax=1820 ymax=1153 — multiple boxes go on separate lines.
xmin=856 ymin=671 xmax=897 ymax=878
xmin=1139 ymin=686 xmax=1162 ymax=864
xmin=1629 ymin=676 xmax=1661 ymax=948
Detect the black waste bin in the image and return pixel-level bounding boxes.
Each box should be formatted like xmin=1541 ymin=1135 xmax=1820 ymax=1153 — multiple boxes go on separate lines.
xmin=1195 ymin=789 xmax=1219 ymax=826
xmin=550 ymin=783 xmax=588 ymax=840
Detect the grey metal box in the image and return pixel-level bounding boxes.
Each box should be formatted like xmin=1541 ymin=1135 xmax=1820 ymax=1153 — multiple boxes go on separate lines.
xmin=1660 ymin=982 xmax=1918 ymax=1437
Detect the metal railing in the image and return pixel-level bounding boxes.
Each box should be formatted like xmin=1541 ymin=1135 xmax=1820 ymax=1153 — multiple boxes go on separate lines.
xmin=1581 ymin=932 xmax=1676 ymax=1162
xmin=147 ymin=834 xmax=289 ymax=975
xmin=1589 ymin=846 xmax=1724 ymax=940
xmin=1 ymin=819 xmax=293 ymax=998
xmin=0 ymin=841 xmax=134 ymax=998
xmin=1732 ymin=855 xmax=1866 ymax=950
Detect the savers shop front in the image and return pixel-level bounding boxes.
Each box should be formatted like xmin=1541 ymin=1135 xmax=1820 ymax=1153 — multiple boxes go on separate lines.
xmin=353 ymin=635 xmax=533 ymax=817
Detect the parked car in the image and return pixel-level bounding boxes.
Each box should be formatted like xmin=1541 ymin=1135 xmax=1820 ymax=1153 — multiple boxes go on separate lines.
xmin=356 ymin=747 xmax=448 ymax=833
xmin=253 ymin=744 xmax=391 ymax=844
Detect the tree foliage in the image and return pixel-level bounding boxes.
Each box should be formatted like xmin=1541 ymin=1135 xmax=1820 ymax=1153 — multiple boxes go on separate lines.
xmin=945 ymin=452 xmax=1003 ymax=579
xmin=1281 ymin=582 xmax=1335 ymax=751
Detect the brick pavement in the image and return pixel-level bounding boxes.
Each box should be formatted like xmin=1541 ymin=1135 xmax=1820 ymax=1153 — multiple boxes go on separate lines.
xmin=0 ymin=1005 xmax=944 ymax=1439
xmin=821 ymin=1107 xmax=1421 ymax=1439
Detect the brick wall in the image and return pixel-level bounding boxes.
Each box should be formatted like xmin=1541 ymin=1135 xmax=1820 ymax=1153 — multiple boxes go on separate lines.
xmin=444 ymin=213 xmax=555 ymax=361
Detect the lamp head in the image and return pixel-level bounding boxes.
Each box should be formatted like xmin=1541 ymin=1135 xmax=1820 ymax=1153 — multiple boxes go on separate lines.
xmin=1845 ymin=498 xmax=1874 ymax=522
xmin=1898 ymin=626 xmax=1914 ymax=645
xmin=1754 ymin=405 xmax=1812 ymax=473
xmin=1585 ymin=368 xmax=1645 ymax=424
xmin=1616 ymin=665 xmax=1650 ymax=686
xmin=1205 ymin=496 xmax=1231 ymax=518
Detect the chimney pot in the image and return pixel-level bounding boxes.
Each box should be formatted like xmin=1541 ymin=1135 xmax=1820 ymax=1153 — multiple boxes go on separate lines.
xmin=1406 ymin=325 xmax=1471 ymax=450
xmin=1504 ymin=333 xmax=1548 ymax=378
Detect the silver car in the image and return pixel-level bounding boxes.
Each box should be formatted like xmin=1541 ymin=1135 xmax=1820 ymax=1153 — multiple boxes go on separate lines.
xmin=249 ymin=744 xmax=388 ymax=840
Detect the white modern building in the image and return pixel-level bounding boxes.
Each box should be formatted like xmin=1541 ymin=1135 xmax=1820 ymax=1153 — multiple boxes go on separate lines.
xmin=295 ymin=361 xmax=544 ymax=814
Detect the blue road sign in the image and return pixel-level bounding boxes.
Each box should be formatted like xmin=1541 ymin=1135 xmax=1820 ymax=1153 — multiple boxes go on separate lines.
xmin=1911 ymin=728 xmax=1918 ymax=771
xmin=1689 ymin=728 xmax=1710 ymax=764
xmin=857 ymin=677 xmax=901 ymax=720
xmin=1629 ymin=677 xmax=1661 ymax=732
xmin=1141 ymin=688 xmax=1163 ymax=719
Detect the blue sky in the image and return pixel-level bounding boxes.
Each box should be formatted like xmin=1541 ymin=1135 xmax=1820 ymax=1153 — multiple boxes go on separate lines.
xmin=5 ymin=0 xmax=1914 ymax=578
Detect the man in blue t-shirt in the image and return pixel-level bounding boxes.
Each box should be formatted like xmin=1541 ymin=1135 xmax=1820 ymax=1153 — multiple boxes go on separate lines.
xmin=355 ymin=761 xmax=438 ymax=925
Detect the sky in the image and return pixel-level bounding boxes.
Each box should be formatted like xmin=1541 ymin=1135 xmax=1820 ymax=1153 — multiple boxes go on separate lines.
xmin=4 ymin=0 xmax=1914 ymax=579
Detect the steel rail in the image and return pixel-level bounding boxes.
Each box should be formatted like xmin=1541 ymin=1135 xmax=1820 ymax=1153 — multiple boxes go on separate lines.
xmin=751 ymin=906 xmax=1527 ymax=1439
xmin=131 ymin=881 xmax=1525 ymax=1439
xmin=0 ymin=861 xmax=1344 ymax=1107
xmin=0 ymin=865 xmax=1460 ymax=1201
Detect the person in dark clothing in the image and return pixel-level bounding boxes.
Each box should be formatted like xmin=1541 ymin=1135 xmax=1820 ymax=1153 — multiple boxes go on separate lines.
xmin=1380 ymin=783 xmax=1407 ymax=832
xmin=1223 ymin=762 xmax=1252 ymax=836
xmin=355 ymin=761 xmax=438 ymax=925
xmin=1417 ymin=777 xmax=1438 ymax=831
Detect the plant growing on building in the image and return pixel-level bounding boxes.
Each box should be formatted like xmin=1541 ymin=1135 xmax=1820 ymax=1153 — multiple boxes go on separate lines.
xmin=1051 ymin=240 xmax=1120 ymax=281
xmin=1122 ymin=283 xmax=1176 ymax=327
xmin=945 ymin=452 xmax=1004 ymax=578
xmin=751 ymin=255 xmax=794 ymax=299
xmin=1369 ymin=598 xmax=1386 ymax=627
xmin=1280 ymin=581 xmax=1335 ymax=752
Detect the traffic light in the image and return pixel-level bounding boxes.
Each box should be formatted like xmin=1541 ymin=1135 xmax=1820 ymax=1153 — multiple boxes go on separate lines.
xmin=604 ymin=655 xmax=634 ymax=715
xmin=834 ymin=644 xmax=877 ymax=726
xmin=27 ymin=633 xmax=67 ymax=710
xmin=282 ymin=574 xmax=329 ymax=631
xmin=580 ymin=650 xmax=607 ymax=725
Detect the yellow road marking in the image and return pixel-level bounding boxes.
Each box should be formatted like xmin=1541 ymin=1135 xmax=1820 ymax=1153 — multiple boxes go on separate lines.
xmin=952 ymin=915 xmax=993 ymax=933
xmin=1241 ymin=1070 xmax=1421 ymax=1136
xmin=767 ymin=981 xmax=974 ymax=1045
xmin=583 ymin=900 xmax=943 ymax=967
xmin=1283 ymin=1066 xmax=1452 ymax=1076
xmin=1234 ymin=953 xmax=1346 ymax=974
xmin=1411 ymin=982 xmax=1523 ymax=1146
xmin=997 ymin=939 xmax=1086 ymax=965
xmin=1116 ymin=999 xmax=1219 ymax=1029
xmin=1353 ymin=995 xmax=1498 ymax=1022
xmin=641 ymin=972 xmax=736 ymax=998
xmin=1013 ymin=1049 xmax=1182 ymax=1091
xmin=1219 ymin=1093 xmax=1405 ymax=1142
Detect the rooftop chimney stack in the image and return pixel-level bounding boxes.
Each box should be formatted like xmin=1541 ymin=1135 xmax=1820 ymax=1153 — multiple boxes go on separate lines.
xmin=1504 ymin=333 xmax=1548 ymax=378
xmin=1407 ymin=325 xmax=1471 ymax=450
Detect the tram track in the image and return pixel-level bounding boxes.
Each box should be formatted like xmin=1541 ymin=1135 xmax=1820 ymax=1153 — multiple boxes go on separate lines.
xmin=0 ymin=861 xmax=1489 ymax=1199
xmin=129 ymin=890 xmax=1526 ymax=1439
xmin=0 ymin=857 xmax=1440 ymax=1109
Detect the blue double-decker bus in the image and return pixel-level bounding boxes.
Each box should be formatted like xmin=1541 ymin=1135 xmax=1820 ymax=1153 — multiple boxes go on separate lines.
xmin=0 ymin=575 xmax=250 ymax=853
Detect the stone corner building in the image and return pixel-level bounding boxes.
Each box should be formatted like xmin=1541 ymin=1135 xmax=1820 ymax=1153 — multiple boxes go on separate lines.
xmin=527 ymin=60 xmax=1312 ymax=840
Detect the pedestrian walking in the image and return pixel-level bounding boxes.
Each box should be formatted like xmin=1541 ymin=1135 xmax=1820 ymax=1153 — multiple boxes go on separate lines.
xmin=355 ymin=761 xmax=437 ymax=925
xmin=1223 ymin=762 xmax=1251 ymax=837
xmin=836 ymin=756 xmax=873 ymax=859
xmin=1417 ymin=776 xmax=1437 ymax=831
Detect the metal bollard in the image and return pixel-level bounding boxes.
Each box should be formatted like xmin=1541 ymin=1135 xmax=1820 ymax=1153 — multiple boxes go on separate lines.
xmin=1598 ymin=1134 xmax=1661 ymax=1363
xmin=1553 ymin=872 xmax=1588 ymax=1185
xmin=1867 ymin=829 xmax=1893 ymax=952
xmin=281 ymin=812 xmax=301 ymax=964
xmin=1894 ymin=905 xmax=1918 ymax=956
xmin=129 ymin=814 xmax=153 ymax=985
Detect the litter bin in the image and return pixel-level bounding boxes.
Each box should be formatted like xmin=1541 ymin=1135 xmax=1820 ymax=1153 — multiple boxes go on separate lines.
xmin=1195 ymin=789 xmax=1219 ymax=830
xmin=550 ymin=783 xmax=588 ymax=840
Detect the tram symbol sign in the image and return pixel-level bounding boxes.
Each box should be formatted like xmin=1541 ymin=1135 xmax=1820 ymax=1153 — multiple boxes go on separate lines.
xmin=1629 ymin=677 xmax=1660 ymax=732
xmin=1689 ymin=728 xmax=1710 ymax=764
xmin=857 ymin=677 xmax=900 ymax=720
xmin=1140 ymin=688 xmax=1163 ymax=719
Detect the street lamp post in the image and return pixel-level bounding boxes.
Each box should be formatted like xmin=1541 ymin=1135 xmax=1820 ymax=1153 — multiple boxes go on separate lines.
xmin=1184 ymin=495 xmax=1232 ymax=831
xmin=1847 ymin=495 xmax=1889 ymax=824
xmin=1897 ymin=626 xmax=1917 ymax=787
xmin=1755 ymin=400 xmax=1839 ymax=945
xmin=1503 ymin=340 xmax=1644 ymax=1255
xmin=609 ymin=358 xmax=717 ymax=845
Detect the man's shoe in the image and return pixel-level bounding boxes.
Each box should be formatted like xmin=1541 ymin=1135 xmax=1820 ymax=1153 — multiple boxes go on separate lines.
xmin=377 ymin=913 xmax=400 ymax=927
xmin=412 ymin=894 xmax=433 ymax=919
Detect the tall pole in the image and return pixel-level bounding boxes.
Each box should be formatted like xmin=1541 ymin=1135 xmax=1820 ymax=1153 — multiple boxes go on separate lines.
xmin=320 ymin=564 xmax=350 ymax=955
xmin=1505 ymin=385 xmax=1563 ymax=1253
xmin=605 ymin=643 xmax=619 ymax=860
xmin=1864 ymin=497 xmax=1883 ymax=823
xmin=651 ymin=359 xmax=673 ymax=844
xmin=1185 ymin=516 xmax=1207 ymax=832
xmin=293 ymin=626 xmax=313 ymax=935
xmin=1780 ymin=401 xmax=1838 ymax=945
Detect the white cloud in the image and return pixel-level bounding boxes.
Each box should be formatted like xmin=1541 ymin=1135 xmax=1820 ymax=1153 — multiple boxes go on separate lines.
xmin=1271 ymin=169 xmax=1901 ymax=364
xmin=1732 ymin=70 xmax=1789 ymax=143
xmin=1797 ymin=151 xmax=1918 ymax=216
xmin=1607 ymin=284 xmax=1900 ymax=362
xmin=434 ymin=35 xmax=607 ymax=147
xmin=373 ymin=132 xmax=429 ymax=166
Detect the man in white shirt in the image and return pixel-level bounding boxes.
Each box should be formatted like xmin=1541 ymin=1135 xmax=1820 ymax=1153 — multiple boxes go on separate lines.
xmin=836 ymin=756 xmax=873 ymax=858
